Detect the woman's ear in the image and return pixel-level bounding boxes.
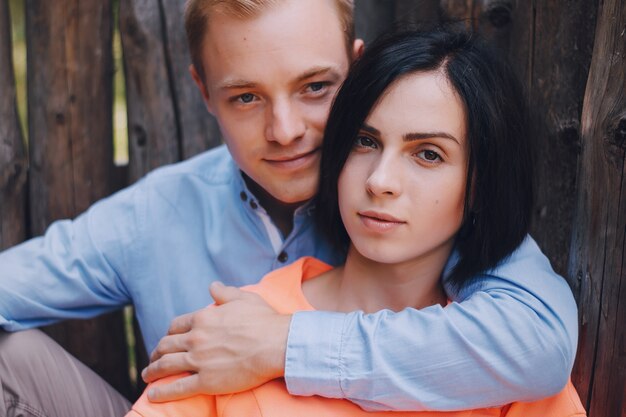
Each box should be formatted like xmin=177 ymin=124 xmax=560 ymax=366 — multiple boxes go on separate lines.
xmin=189 ymin=64 xmax=215 ymax=114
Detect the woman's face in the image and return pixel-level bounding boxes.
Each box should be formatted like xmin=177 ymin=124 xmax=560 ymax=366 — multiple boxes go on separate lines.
xmin=338 ymin=70 xmax=468 ymax=266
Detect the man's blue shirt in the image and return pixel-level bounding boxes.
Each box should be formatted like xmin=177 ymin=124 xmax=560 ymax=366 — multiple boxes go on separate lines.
xmin=0 ymin=145 xmax=578 ymax=411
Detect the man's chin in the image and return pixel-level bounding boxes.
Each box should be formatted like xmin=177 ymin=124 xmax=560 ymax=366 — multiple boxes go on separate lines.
xmin=273 ymin=190 xmax=316 ymax=206
xmin=242 ymin=171 xmax=318 ymax=206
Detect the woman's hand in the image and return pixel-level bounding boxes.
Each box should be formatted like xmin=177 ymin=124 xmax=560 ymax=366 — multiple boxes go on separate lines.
xmin=142 ymin=282 xmax=291 ymax=402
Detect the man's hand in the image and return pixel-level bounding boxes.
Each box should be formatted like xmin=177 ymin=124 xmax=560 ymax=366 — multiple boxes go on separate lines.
xmin=141 ymin=282 xmax=291 ymax=402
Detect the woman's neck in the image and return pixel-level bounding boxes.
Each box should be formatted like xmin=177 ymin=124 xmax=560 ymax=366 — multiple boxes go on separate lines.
xmin=303 ymin=245 xmax=449 ymax=313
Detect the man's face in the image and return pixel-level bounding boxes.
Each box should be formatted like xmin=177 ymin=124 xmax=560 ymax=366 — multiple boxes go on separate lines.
xmin=193 ymin=0 xmax=360 ymax=204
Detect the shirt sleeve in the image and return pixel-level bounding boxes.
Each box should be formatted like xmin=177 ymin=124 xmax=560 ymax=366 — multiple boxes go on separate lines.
xmin=0 ymin=181 xmax=146 ymax=330
xmin=284 ymin=235 xmax=578 ymax=411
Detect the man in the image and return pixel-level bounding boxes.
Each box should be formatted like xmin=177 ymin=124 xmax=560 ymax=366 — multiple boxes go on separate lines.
xmin=0 ymin=0 xmax=578 ymax=415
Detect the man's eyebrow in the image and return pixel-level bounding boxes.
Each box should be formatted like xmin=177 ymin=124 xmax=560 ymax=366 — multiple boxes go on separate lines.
xmin=295 ymin=66 xmax=339 ymax=83
xmin=218 ymin=79 xmax=257 ymax=90
xmin=404 ymin=132 xmax=460 ymax=144
xmin=218 ymin=66 xmax=340 ymax=90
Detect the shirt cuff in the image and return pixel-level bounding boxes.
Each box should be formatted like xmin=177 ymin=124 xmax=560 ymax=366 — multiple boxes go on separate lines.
xmin=284 ymin=310 xmax=347 ymax=398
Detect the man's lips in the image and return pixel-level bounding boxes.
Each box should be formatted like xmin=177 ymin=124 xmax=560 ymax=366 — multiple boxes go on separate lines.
xmin=265 ymin=148 xmax=319 ymax=163
xmin=264 ymin=148 xmax=320 ymax=170
xmin=358 ymin=210 xmax=406 ymax=232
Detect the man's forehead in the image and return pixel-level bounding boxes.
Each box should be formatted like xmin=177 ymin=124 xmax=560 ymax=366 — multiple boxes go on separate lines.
xmin=201 ymin=0 xmax=351 ymax=89
xmin=203 ymin=0 xmax=346 ymax=48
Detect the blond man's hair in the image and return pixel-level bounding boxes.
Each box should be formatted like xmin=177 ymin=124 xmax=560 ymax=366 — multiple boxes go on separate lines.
xmin=185 ymin=0 xmax=355 ymax=82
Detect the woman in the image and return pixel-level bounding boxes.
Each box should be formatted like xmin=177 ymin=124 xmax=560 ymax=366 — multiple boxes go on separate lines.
xmin=127 ymin=28 xmax=585 ymax=417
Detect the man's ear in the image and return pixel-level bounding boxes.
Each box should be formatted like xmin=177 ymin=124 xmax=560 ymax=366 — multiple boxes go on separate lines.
xmin=352 ymin=38 xmax=365 ymax=61
xmin=189 ymin=64 xmax=215 ymax=114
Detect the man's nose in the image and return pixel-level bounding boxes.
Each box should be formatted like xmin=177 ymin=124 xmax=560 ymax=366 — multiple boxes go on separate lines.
xmin=266 ymin=99 xmax=306 ymax=145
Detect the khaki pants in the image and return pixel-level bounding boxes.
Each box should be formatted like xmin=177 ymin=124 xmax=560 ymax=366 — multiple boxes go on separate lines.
xmin=0 ymin=329 xmax=131 ymax=417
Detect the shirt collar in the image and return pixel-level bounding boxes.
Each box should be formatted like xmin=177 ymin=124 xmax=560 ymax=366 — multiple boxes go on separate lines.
xmin=231 ymin=162 xmax=315 ymax=219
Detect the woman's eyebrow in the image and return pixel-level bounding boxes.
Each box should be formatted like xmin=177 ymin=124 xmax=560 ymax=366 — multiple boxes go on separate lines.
xmin=361 ymin=123 xmax=460 ymax=144
xmin=403 ymin=132 xmax=460 ymax=144
xmin=360 ymin=124 xmax=380 ymax=136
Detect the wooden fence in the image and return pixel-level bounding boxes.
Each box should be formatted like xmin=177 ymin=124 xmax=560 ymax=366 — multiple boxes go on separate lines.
xmin=0 ymin=0 xmax=624 ymax=415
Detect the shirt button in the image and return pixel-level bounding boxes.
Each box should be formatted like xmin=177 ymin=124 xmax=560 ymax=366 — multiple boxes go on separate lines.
xmin=240 ymin=191 xmax=247 ymax=202
xmin=250 ymin=200 xmax=258 ymax=209
xmin=277 ymin=251 xmax=288 ymax=263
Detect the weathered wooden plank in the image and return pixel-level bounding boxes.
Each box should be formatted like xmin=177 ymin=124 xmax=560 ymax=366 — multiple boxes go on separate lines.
xmin=160 ymin=0 xmax=221 ymax=159
xmin=0 ymin=0 xmax=27 ymax=251
xmin=510 ymin=0 xmax=597 ymax=281
xmin=25 ymin=0 xmax=131 ymax=398
xmin=120 ymin=0 xmax=180 ymax=182
xmin=27 ymin=1 xmax=117 ymax=229
xmin=119 ymin=1 xmax=183 ymax=389
xmin=395 ymin=0 xmax=440 ymax=27
xmin=568 ymin=0 xmax=626 ymax=414
xmin=354 ymin=0 xmax=396 ymax=45
xmin=440 ymin=0 xmax=515 ymax=51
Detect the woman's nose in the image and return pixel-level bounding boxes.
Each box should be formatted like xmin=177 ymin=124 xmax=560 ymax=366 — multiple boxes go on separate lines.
xmin=365 ymin=154 xmax=402 ymax=197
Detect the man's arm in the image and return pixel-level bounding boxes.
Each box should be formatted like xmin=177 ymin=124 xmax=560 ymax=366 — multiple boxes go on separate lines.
xmin=0 ymin=183 xmax=141 ymax=329
xmin=145 ymin=236 xmax=577 ymax=411
xmin=285 ymin=235 xmax=577 ymax=411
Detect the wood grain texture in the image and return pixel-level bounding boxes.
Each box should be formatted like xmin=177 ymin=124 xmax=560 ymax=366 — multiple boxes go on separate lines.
xmin=440 ymin=0 xmax=515 ymax=50
xmin=160 ymin=0 xmax=221 ymax=159
xmin=120 ymin=0 xmax=180 ymax=182
xmin=511 ymin=0 xmax=597 ymax=282
xmin=25 ymin=0 xmax=131 ymax=398
xmin=395 ymin=0 xmax=440 ymax=27
xmin=0 ymin=0 xmax=27 ymax=250
xmin=354 ymin=0 xmax=396 ymax=45
xmin=26 ymin=0 xmax=115 ymax=229
xmin=568 ymin=0 xmax=626 ymax=414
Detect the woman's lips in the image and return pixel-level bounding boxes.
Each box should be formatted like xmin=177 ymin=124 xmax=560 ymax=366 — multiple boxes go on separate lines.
xmin=358 ymin=211 xmax=406 ymax=232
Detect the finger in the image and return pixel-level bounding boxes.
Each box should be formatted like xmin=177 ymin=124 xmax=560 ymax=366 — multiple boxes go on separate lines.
xmin=210 ymin=281 xmax=245 ymax=305
xmin=142 ymin=352 xmax=194 ymax=383
xmin=149 ymin=333 xmax=188 ymax=363
xmin=147 ymin=373 xmax=202 ymax=402
xmin=167 ymin=312 xmax=194 ymax=335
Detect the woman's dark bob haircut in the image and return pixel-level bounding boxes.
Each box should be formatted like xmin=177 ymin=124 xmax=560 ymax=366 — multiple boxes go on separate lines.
xmin=315 ymin=27 xmax=533 ymax=288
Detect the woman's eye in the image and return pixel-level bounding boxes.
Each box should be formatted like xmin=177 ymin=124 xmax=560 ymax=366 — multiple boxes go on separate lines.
xmin=354 ymin=136 xmax=377 ymax=149
xmin=417 ymin=150 xmax=442 ymax=162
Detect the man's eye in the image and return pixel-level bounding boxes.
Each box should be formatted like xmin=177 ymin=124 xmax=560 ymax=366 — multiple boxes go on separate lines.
xmin=354 ymin=136 xmax=377 ymax=149
xmin=417 ymin=150 xmax=442 ymax=162
xmin=237 ymin=93 xmax=255 ymax=104
xmin=306 ymin=82 xmax=328 ymax=94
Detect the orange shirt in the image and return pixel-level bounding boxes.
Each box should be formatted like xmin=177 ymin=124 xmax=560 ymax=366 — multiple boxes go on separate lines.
xmin=127 ymin=257 xmax=586 ymax=417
